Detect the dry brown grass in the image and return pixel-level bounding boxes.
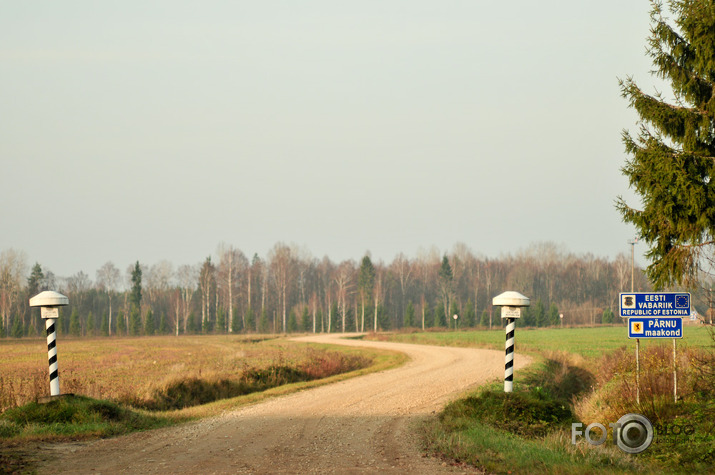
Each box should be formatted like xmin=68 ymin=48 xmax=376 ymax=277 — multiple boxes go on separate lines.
xmin=0 ymin=335 xmax=365 ymax=412
xmin=573 ymin=343 xmax=705 ymax=425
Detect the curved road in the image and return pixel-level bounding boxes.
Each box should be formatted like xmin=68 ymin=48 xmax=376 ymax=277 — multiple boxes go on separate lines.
xmin=38 ymin=333 xmax=530 ymax=474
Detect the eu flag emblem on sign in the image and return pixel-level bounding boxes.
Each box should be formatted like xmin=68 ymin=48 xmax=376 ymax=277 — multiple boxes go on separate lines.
xmin=675 ymin=295 xmax=689 ymax=308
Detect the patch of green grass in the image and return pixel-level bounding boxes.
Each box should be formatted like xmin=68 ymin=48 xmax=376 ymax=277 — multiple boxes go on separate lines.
xmin=0 ymin=395 xmax=170 ymax=440
xmin=379 ymin=325 xmax=712 ymax=358
xmin=423 ymin=416 xmax=646 ymax=474
xmin=441 ymin=389 xmax=576 ymax=438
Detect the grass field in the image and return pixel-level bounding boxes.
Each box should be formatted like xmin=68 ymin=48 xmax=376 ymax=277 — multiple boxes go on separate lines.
xmin=375 ymin=324 xmax=713 ymax=358
xmin=0 ymin=334 xmax=388 ymax=414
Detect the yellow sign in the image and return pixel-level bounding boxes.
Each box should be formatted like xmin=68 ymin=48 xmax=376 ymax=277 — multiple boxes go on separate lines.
xmin=630 ymin=321 xmax=644 ymax=334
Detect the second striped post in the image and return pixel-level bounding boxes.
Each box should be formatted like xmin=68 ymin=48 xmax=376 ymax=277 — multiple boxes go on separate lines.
xmin=492 ymin=291 xmax=530 ymax=394
xmin=504 ymin=317 xmax=516 ymax=392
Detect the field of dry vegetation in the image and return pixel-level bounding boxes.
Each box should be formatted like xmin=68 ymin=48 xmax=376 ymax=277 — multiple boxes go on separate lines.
xmin=0 ymin=334 xmax=370 ymax=413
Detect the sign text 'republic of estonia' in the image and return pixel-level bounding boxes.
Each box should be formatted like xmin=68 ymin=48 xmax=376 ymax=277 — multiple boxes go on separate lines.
xmin=628 ymin=317 xmax=683 ymax=338
xmin=619 ymin=292 xmax=690 ymax=318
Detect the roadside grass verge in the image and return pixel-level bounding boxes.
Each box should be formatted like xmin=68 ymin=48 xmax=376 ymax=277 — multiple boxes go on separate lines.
xmin=422 ymin=355 xmax=649 ymax=474
xmin=0 ymin=395 xmax=169 ymax=441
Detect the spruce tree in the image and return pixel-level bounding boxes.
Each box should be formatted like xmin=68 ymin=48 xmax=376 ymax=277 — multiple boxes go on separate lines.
xmin=129 ymin=307 xmax=141 ymax=336
xmin=301 ymin=306 xmax=311 ymax=332
xmin=404 ymin=301 xmax=415 ymax=327
xmin=101 ymin=312 xmax=109 ymax=336
xmin=548 ymin=303 xmax=560 ymax=326
xmin=117 ymin=311 xmax=126 ymax=335
xmin=187 ymin=312 xmax=197 ymax=333
xmin=216 ymin=308 xmax=226 ymax=334
xmin=533 ymin=299 xmax=546 ymax=327
xmin=244 ymin=307 xmax=255 ymax=333
xmin=618 ymin=0 xmax=715 ymax=287
xmin=144 ymin=309 xmax=155 ymax=335
xmin=463 ymin=299 xmax=476 ymax=327
xmin=69 ymin=308 xmax=81 ymax=336
xmin=259 ymin=309 xmax=270 ymax=333
xmin=130 ymin=261 xmax=142 ymax=309
xmin=86 ymin=311 xmax=95 ymax=336
xmin=287 ymin=310 xmax=298 ymax=333
xmin=602 ymin=308 xmax=615 ymax=324
xmin=159 ymin=312 xmax=170 ymax=334
xmin=11 ymin=316 xmax=24 ymax=338
xmin=450 ymin=301 xmax=460 ymax=329
xmin=480 ymin=310 xmax=490 ymax=327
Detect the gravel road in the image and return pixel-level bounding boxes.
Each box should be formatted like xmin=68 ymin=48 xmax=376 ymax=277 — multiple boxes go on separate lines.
xmin=37 ymin=333 xmax=531 ymax=474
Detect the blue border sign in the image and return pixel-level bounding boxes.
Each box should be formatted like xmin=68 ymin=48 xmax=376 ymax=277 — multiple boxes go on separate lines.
xmin=628 ymin=317 xmax=683 ymax=338
xmin=619 ymin=292 xmax=690 ymax=318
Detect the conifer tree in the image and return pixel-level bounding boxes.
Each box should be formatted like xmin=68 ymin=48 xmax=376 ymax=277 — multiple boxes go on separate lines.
xmin=463 ymin=299 xmax=476 ymax=327
xmin=404 ymin=301 xmax=415 ymax=327
xmin=159 ymin=312 xmax=170 ymax=334
xmin=130 ymin=261 xmax=142 ymax=309
xmin=259 ymin=309 xmax=270 ymax=333
xmin=231 ymin=307 xmax=243 ymax=333
xmin=86 ymin=311 xmax=95 ymax=336
xmin=480 ymin=310 xmax=490 ymax=327
xmin=438 ymin=256 xmax=453 ymax=324
xmin=187 ymin=312 xmax=197 ymax=333
xmin=450 ymin=301 xmax=459 ymax=329
xmin=301 ymin=306 xmax=311 ymax=332
xmin=358 ymin=255 xmax=375 ymax=332
xmin=287 ymin=310 xmax=298 ymax=333
xmin=244 ymin=307 xmax=254 ymax=333
xmin=144 ymin=309 xmax=155 ymax=335
xmin=117 ymin=311 xmax=126 ymax=335
xmin=618 ymin=0 xmax=715 ymax=287
xmin=129 ymin=307 xmax=141 ymax=336
xmin=533 ymin=299 xmax=546 ymax=327
xmin=216 ymin=308 xmax=226 ymax=334
xmin=69 ymin=308 xmax=81 ymax=336
xmin=548 ymin=303 xmax=560 ymax=326
xmin=11 ymin=315 xmax=23 ymax=338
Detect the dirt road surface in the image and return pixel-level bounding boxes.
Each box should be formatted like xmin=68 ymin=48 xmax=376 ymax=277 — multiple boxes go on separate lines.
xmin=36 ymin=333 xmax=531 ymax=474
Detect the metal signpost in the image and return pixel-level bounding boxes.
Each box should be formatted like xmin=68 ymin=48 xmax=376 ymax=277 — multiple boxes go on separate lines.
xmin=619 ymin=292 xmax=689 ymax=404
xmin=492 ymin=291 xmax=530 ymax=393
xmin=29 ymin=291 xmax=69 ymax=398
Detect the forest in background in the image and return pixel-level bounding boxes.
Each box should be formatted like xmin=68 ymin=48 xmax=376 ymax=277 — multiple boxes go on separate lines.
xmin=2 ymin=241 xmax=698 ymax=339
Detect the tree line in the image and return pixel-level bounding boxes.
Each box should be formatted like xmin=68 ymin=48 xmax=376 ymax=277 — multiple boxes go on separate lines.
xmin=0 ymin=242 xmax=669 ymax=338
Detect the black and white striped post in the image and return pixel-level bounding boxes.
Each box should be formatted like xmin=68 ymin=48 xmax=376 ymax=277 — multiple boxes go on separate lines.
xmin=29 ymin=291 xmax=69 ymax=398
xmin=492 ymin=291 xmax=530 ymax=393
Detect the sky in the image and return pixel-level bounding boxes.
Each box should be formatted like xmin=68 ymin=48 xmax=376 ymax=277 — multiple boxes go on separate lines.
xmin=1 ymin=1 xmax=661 ymax=278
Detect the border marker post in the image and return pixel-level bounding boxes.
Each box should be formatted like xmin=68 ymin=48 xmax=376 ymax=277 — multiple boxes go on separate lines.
xmin=29 ymin=291 xmax=69 ymax=397
xmin=492 ymin=291 xmax=530 ymax=393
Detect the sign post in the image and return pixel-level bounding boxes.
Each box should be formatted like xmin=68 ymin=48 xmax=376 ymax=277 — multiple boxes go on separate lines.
xmin=29 ymin=291 xmax=69 ymax=398
xmin=620 ymin=292 xmax=689 ymax=404
xmin=492 ymin=291 xmax=530 ymax=393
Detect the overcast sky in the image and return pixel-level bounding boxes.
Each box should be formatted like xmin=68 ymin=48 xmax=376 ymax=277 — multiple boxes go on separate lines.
xmin=2 ymin=1 xmax=659 ymax=277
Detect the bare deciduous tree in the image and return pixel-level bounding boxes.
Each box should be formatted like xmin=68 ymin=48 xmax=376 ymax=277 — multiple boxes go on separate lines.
xmin=96 ymin=261 xmax=120 ymax=335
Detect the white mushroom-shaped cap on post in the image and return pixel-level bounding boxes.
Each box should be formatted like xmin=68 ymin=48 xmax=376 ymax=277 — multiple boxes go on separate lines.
xmin=492 ymin=291 xmax=530 ymax=307
xmin=29 ymin=291 xmax=69 ymax=308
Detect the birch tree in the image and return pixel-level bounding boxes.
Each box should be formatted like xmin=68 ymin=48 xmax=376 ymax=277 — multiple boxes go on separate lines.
xmin=96 ymin=261 xmax=120 ymax=336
